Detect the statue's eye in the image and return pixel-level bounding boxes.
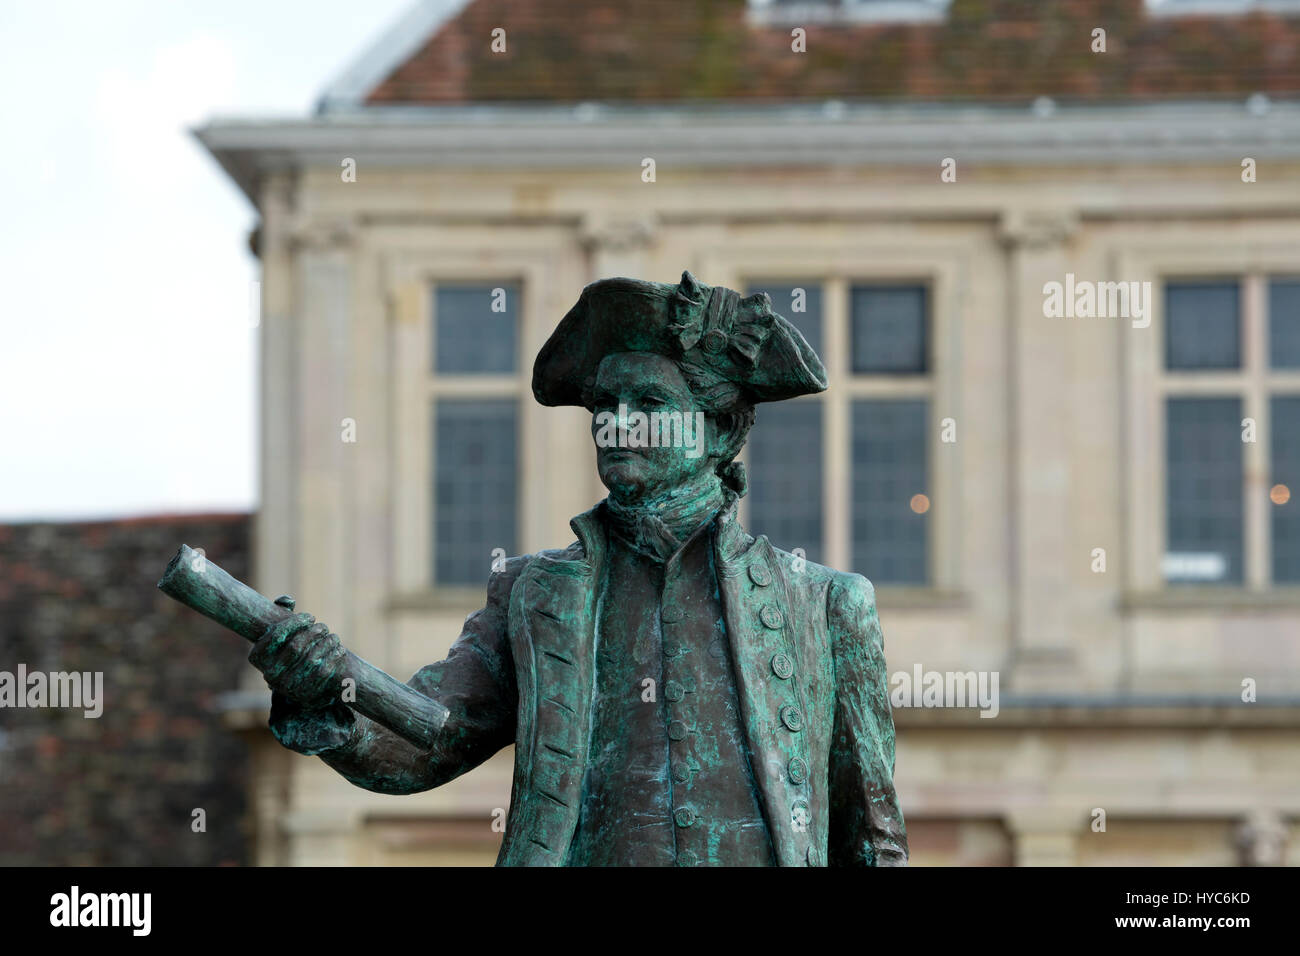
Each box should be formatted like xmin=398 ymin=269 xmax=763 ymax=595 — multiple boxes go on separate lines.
xmin=641 ymin=394 xmax=668 ymax=409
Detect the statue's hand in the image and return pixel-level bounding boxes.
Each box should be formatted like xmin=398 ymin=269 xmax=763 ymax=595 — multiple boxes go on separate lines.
xmin=249 ymin=609 xmax=349 ymax=710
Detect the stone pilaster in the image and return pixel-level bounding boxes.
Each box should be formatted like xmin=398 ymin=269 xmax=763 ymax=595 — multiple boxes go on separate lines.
xmin=1006 ymin=808 xmax=1081 ymax=866
xmin=999 ymin=208 xmax=1081 ymax=691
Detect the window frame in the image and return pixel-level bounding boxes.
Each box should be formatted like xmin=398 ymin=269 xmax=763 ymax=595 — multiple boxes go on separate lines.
xmin=1120 ymin=240 xmax=1300 ymax=595
xmin=715 ymin=241 xmax=963 ymax=594
xmin=386 ymin=244 xmax=567 ymax=601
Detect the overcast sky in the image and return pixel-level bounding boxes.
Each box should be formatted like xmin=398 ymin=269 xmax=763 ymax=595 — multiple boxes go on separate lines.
xmin=0 ymin=0 xmax=412 ymax=520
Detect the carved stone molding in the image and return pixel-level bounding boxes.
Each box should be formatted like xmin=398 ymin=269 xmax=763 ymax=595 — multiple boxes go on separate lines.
xmin=1235 ymin=810 xmax=1287 ymax=866
xmin=286 ymin=216 xmax=358 ymax=253
xmin=998 ymin=208 xmax=1080 ymax=250
xmin=578 ymin=213 xmax=658 ymax=253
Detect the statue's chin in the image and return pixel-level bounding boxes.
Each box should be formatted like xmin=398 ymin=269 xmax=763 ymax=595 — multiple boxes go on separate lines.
xmin=599 ymin=466 xmax=645 ymax=501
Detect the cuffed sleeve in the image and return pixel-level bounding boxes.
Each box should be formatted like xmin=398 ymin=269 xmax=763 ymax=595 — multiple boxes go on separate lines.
xmin=267 ymin=556 xmax=526 ymax=796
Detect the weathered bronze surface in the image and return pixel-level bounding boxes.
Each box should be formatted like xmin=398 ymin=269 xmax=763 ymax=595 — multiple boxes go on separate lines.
xmin=168 ymin=271 xmax=907 ymax=867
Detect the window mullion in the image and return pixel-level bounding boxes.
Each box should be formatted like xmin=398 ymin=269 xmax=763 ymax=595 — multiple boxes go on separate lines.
xmin=1244 ymin=273 xmax=1271 ymax=589
xmin=824 ymin=277 xmax=850 ymax=572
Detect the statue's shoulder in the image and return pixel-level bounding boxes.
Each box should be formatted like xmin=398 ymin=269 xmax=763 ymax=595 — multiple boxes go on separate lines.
xmin=493 ymin=539 xmax=586 ymax=587
xmin=764 ymin=543 xmax=877 ymax=618
xmin=764 ymin=541 xmax=841 ymax=589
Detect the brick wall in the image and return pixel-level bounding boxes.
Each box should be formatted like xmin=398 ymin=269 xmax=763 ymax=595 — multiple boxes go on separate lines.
xmin=0 ymin=514 xmax=253 ymax=865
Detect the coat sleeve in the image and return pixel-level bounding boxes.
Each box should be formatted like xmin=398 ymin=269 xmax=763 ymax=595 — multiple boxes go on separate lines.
xmin=265 ymin=556 xmax=524 ymax=795
xmin=826 ymin=572 xmax=908 ymax=866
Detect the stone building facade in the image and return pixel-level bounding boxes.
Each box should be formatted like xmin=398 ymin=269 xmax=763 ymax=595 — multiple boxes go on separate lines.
xmin=199 ymin=0 xmax=1300 ymax=865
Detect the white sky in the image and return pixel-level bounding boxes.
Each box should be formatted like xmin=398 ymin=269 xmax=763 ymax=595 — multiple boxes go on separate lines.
xmin=0 ymin=0 xmax=412 ymax=520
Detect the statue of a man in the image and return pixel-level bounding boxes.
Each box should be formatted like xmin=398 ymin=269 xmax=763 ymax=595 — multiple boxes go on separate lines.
xmin=251 ymin=271 xmax=907 ymax=866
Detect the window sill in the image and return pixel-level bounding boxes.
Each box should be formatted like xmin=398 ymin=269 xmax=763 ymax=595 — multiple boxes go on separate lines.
xmin=1120 ymin=588 xmax=1300 ymax=612
xmin=387 ymin=588 xmax=489 ymax=614
xmin=387 ymin=586 xmax=971 ymax=613
xmin=873 ymin=587 xmax=969 ymax=610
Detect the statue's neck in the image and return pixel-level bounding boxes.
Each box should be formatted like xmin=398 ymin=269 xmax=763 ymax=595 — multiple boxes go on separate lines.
xmin=607 ymin=472 xmax=727 ymax=544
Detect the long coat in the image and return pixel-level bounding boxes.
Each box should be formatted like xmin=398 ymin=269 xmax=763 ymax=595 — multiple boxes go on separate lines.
xmin=304 ymin=499 xmax=908 ymax=867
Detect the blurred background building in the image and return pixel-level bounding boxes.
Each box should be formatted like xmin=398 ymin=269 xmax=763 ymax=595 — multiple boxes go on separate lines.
xmin=5 ymin=0 xmax=1300 ymax=866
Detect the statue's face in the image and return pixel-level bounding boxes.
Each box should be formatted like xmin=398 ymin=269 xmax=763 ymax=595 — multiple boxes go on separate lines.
xmin=591 ymin=352 xmax=717 ymax=502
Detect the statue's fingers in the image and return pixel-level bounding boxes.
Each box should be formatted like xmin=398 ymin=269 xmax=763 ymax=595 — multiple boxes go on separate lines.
xmin=249 ymin=612 xmax=316 ymax=676
xmin=322 ymin=631 xmax=349 ymax=672
xmin=283 ymin=621 xmax=332 ymax=662
xmin=278 ymin=625 xmax=344 ymax=706
xmin=272 ymin=622 xmax=331 ymax=691
xmin=302 ymin=645 xmax=349 ymax=708
xmin=295 ymin=627 xmax=343 ymax=700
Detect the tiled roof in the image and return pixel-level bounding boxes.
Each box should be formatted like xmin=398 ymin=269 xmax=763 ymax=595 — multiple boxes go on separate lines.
xmin=364 ymin=0 xmax=1300 ymax=105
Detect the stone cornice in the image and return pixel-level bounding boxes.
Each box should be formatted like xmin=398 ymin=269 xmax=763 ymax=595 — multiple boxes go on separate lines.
xmin=894 ymin=698 xmax=1300 ymax=728
xmin=195 ymin=99 xmax=1300 ymax=206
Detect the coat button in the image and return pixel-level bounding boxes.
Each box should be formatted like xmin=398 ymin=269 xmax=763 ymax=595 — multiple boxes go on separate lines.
xmin=665 ymin=680 xmax=685 ymax=702
xmin=780 ymin=705 xmax=804 ymax=732
xmin=771 ymin=652 xmax=794 ymax=680
xmin=760 ymin=605 xmax=784 ymax=629
xmin=674 ymin=806 xmax=697 ymax=828
xmin=677 ymin=849 xmax=699 ymax=867
xmin=672 ymin=765 xmax=691 ymax=784
xmin=788 ymin=756 xmax=808 ymax=784
xmin=668 ymin=720 xmax=689 ymax=741
xmin=806 ymin=846 xmax=822 ymax=866
xmin=662 ymin=606 xmax=684 ymax=624
xmin=748 ymin=564 xmax=772 ymax=587
xmin=663 ymin=639 xmax=683 ymax=658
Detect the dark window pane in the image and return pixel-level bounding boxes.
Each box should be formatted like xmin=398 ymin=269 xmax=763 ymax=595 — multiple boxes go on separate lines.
xmin=1269 ymin=278 xmax=1300 ymax=369
xmin=1273 ymin=395 xmax=1300 ymax=584
xmin=1165 ymin=397 xmax=1243 ymax=585
xmin=434 ymin=399 xmax=517 ymax=585
xmin=746 ymin=399 xmax=823 ymax=562
xmin=746 ymin=281 xmax=823 ymax=360
xmin=850 ymin=285 xmax=927 ymax=374
xmin=434 ymin=282 xmax=519 ymax=374
xmin=851 ymin=400 xmax=928 ymax=584
xmin=1165 ymin=281 xmax=1239 ymax=370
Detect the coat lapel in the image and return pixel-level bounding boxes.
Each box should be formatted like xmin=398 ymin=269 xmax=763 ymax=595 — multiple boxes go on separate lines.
xmin=503 ymin=506 xmax=605 ymax=866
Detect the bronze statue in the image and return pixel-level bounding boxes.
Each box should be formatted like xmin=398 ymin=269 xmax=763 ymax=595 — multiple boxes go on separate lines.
xmin=160 ymin=271 xmax=907 ymax=866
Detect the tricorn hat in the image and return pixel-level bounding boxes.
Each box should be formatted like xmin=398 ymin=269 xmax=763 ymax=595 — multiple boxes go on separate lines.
xmin=532 ymin=271 xmax=829 ymax=409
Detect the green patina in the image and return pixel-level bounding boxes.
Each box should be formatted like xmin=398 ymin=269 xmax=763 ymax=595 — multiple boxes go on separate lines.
xmin=192 ymin=271 xmax=907 ymax=866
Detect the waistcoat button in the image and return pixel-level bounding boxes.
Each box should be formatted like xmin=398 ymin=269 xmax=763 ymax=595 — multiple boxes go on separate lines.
xmin=780 ymin=705 xmax=804 ymax=732
xmin=771 ymin=653 xmax=794 ymax=680
xmin=788 ymin=756 xmax=808 ymax=784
